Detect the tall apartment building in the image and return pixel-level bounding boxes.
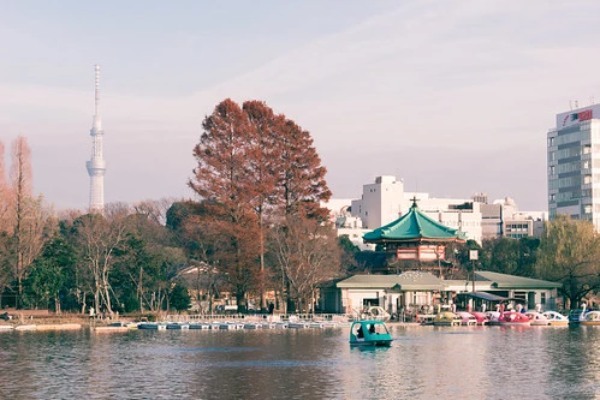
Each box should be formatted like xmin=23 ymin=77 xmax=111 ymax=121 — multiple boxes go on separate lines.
xmin=547 ymin=104 xmax=600 ymax=230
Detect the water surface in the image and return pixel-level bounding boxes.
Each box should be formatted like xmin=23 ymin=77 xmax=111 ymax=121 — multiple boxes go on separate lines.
xmin=0 ymin=325 xmax=598 ymax=399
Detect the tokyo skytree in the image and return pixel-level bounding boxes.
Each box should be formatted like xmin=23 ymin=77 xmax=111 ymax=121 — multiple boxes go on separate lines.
xmin=86 ymin=65 xmax=106 ymax=214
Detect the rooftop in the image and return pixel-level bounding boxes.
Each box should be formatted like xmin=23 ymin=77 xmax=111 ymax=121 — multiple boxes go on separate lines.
xmin=363 ymin=200 xmax=467 ymax=243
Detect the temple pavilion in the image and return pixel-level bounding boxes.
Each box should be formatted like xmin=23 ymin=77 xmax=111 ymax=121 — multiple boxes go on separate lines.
xmin=362 ymin=199 xmax=466 ymax=276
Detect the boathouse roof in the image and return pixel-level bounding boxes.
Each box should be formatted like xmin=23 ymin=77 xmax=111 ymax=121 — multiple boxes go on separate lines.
xmin=336 ymin=271 xmax=562 ymax=292
xmin=337 ymin=271 xmax=445 ymax=291
xmin=475 ymin=271 xmax=562 ymax=289
xmin=362 ymin=201 xmax=466 ymax=244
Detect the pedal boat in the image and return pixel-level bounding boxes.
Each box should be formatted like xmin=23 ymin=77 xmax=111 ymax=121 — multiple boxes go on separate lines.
xmin=581 ymin=311 xmax=600 ymax=326
xmin=541 ymin=311 xmax=569 ymax=327
xmin=349 ymin=320 xmax=392 ymax=347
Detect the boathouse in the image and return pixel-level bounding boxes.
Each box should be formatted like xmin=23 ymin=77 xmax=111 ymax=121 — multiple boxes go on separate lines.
xmin=322 ymin=271 xmax=562 ymax=316
xmin=333 ymin=271 xmax=445 ymax=317
xmin=450 ymin=271 xmax=562 ymax=311
xmin=319 ymin=198 xmax=562 ymax=316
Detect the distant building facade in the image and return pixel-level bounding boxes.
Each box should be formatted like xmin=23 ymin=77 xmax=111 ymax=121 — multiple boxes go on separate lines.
xmin=327 ymin=176 xmax=546 ymax=246
xmin=349 ymin=175 xmax=483 ymax=242
xmin=548 ymin=103 xmax=600 ymax=231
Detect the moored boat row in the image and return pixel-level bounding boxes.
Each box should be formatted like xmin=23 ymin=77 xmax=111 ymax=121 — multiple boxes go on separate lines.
xmin=420 ymin=310 xmax=573 ymax=327
xmin=101 ymin=319 xmax=346 ymax=332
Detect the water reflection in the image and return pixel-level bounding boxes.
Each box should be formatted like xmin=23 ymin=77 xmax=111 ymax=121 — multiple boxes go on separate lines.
xmin=0 ymin=325 xmax=599 ymax=399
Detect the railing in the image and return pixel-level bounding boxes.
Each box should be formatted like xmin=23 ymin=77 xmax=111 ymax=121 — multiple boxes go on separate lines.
xmin=163 ymin=312 xmax=349 ymax=323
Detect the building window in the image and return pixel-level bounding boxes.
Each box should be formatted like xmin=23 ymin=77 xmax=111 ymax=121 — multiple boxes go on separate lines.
xmin=583 ymin=160 xmax=590 ymax=169
xmin=514 ymin=291 xmax=526 ymax=303
xmin=541 ymin=292 xmax=546 ymax=305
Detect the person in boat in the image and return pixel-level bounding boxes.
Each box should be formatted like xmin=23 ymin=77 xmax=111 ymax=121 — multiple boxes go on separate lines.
xmin=357 ymin=325 xmax=364 ymax=338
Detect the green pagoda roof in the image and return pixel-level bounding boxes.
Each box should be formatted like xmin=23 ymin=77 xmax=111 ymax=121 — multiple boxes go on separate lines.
xmin=363 ymin=202 xmax=466 ymax=243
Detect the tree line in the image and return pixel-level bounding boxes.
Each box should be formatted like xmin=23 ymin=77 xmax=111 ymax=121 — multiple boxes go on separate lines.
xmin=1 ymin=99 xmax=599 ymax=314
xmin=0 ymin=100 xmax=342 ymax=315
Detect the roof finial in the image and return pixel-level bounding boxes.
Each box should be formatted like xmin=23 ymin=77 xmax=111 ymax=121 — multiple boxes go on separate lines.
xmin=411 ymin=196 xmax=419 ymax=208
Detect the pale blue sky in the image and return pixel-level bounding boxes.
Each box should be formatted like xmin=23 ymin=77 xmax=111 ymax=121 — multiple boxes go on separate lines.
xmin=1 ymin=0 xmax=600 ymax=211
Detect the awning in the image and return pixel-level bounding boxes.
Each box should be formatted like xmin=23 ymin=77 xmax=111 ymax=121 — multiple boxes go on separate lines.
xmin=460 ymin=292 xmax=507 ymax=302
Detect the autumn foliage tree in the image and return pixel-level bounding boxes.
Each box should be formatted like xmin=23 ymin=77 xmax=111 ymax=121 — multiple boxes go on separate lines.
xmin=0 ymin=141 xmax=10 ymax=230
xmin=0 ymin=140 xmax=11 ymax=303
xmin=189 ymin=99 xmax=334 ymax=312
xmin=190 ymin=100 xmax=261 ymax=309
xmin=2 ymin=137 xmax=55 ymax=308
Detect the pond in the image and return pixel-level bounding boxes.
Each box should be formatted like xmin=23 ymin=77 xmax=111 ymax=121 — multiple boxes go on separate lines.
xmin=0 ymin=324 xmax=598 ymax=399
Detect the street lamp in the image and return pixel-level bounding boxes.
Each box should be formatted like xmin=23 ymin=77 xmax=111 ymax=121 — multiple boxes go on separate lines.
xmin=469 ymin=250 xmax=478 ymax=311
xmin=469 ymin=250 xmax=478 ymax=293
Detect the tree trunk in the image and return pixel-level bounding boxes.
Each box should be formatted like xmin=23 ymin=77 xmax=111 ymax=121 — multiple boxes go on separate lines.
xmin=259 ymin=210 xmax=265 ymax=311
xmin=138 ymin=267 xmax=144 ymax=313
xmin=54 ymin=294 xmax=61 ymax=314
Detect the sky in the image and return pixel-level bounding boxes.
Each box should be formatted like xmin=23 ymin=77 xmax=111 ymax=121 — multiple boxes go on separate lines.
xmin=1 ymin=0 xmax=600 ymax=212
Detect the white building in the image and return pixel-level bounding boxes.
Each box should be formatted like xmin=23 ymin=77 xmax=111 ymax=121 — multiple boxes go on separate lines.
xmin=323 ymin=270 xmax=561 ymax=316
xmin=327 ymin=175 xmax=546 ymax=245
xmin=326 ymin=198 xmax=374 ymax=251
xmin=548 ymin=103 xmax=600 ymax=231
xmin=349 ymin=175 xmax=483 ymax=243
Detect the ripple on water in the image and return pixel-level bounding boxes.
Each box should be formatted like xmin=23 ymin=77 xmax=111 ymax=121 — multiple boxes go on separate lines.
xmin=1 ymin=326 xmax=599 ymax=399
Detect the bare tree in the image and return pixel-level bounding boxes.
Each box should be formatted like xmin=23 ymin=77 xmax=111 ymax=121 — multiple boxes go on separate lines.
xmin=8 ymin=137 xmax=55 ymax=308
xmin=537 ymin=215 xmax=600 ymax=309
xmin=270 ymin=215 xmax=341 ymax=313
xmin=132 ymin=197 xmax=178 ymax=226
xmin=74 ymin=203 xmax=130 ymax=317
xmin=0 ymin=140 xmax=11 ymax=232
